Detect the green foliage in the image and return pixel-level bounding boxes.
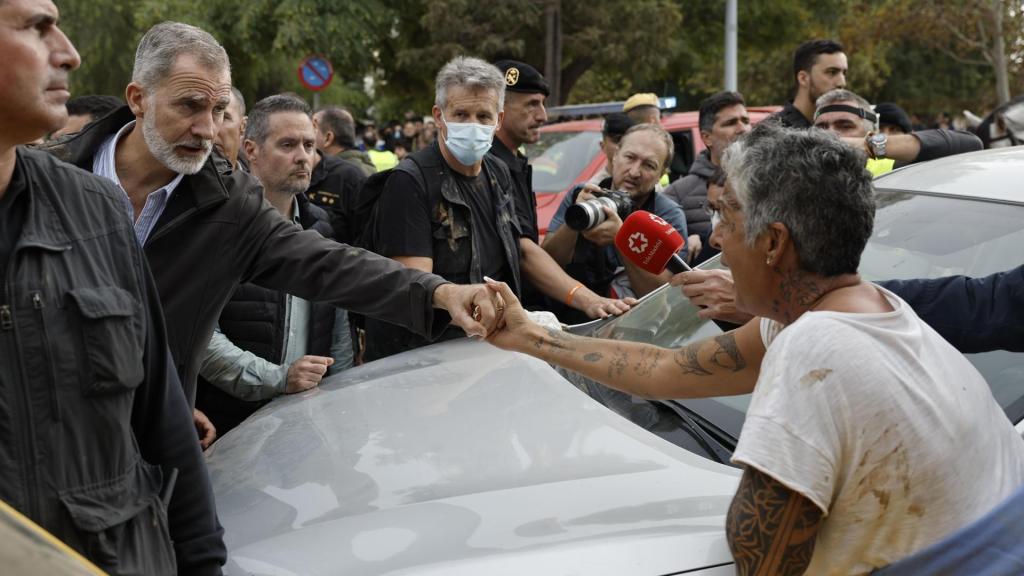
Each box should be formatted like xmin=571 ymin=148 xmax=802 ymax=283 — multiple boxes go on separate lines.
xmin=57 ymin=0 xmax=1023 ymax=122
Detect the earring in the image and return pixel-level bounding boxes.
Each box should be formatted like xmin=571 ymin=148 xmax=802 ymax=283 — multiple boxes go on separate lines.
xmin=766 ymin=257 xmax=772 ymax=266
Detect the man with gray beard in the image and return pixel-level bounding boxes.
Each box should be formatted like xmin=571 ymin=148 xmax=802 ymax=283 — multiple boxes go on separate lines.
xmin=44 ymin=22 xmax=505 ymax=445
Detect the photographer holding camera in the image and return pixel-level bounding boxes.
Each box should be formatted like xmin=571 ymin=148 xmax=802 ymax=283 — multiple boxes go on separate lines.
xmin=542 ymin=124 xmax=687 ymax=305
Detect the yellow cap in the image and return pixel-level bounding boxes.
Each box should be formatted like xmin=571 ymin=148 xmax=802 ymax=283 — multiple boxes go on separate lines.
xmin=623 ymin=93 xmax=659 ymax=113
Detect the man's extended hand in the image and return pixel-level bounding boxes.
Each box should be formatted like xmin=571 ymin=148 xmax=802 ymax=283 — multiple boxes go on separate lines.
xmin=286 ymin=355 xmax=334 ymax=394
xmin=193 ymin=408 xmax=217 ymax=450
xmin=671 ymin=268 xmax=754 ymax=325
xmin=483 ymin=278 xmax=536 ymax=352
xmin=574 ymin=288 xmax=635 ymax=319
xmin=433 ymin=282 xmax=505 ymax=338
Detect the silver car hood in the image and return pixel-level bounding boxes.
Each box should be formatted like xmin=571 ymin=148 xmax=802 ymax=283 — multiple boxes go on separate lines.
xmin=206 ymin=340 xmax=740 ymax=576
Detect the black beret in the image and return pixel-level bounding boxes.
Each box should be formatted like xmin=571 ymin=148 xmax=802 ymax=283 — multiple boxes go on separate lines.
xmin=493 ymin=60 xmax=550 ymax=97
xmin=875 ymin=102 xmax=913 ymax=134
xmin=602 ymin=113 xmax=634 ymax=138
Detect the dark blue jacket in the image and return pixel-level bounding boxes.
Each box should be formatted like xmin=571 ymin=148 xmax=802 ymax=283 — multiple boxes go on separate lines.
xmin=882 ymin=265 xmax=1024 ymax=353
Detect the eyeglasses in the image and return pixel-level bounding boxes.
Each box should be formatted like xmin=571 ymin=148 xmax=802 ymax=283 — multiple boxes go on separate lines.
xmin=701 ymin=199 xmax=722 ymax=227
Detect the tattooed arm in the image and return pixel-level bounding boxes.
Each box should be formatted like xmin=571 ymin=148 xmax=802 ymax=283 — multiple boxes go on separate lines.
xmin=485 ymin=279 xmax=766 ymax=399
xmin=726 ymin=467 xmax=824 ymax=576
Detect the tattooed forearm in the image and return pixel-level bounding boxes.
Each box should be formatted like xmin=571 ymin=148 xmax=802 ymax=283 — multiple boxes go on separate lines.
xmin=534 ymin=327 xmax=577 ymax=353
xmin=608 ymin=346 xmax=629 ymax=379
xmin=633 ymin=347 xmax=662 ymax=377
xmin=583 ymin=352 xmax=603 ymax=362
xmin=710 ymin=334 xmax=747 ymax=372
xmin=673 ymin=343 xmax=712 ymax=376
xmin=726 ymin=468 xmax=822 ymax=576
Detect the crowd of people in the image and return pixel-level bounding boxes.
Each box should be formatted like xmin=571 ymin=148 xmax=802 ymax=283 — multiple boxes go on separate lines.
xmin=1 ymin=0 xmax=1021 ymax=573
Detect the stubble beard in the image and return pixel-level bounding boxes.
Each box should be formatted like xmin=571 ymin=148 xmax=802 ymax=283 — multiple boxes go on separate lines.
xmin=142 ymin=110 xmax=212 ymax=175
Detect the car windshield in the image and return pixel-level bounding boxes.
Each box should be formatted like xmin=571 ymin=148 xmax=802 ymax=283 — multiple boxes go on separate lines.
xmin=570 ymin=189 xmax=1024 ymax=453
xmin=526 ymin=130 xmax=602 ymax=194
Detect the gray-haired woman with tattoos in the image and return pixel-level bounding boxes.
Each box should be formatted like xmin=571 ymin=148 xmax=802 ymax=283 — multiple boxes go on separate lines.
xmin=486 ymin=123 xmax=1024 ymax=576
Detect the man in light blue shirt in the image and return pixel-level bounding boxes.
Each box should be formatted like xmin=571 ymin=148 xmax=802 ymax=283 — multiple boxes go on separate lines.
xmin=196 ymin=94 xmax=353 ymax=437
xmin=542 ymin=123 xmax=687 ymax=305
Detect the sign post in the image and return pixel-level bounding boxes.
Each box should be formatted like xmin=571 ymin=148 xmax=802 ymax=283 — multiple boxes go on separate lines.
xmin=298 ymin=55 xmax=334 ymax=110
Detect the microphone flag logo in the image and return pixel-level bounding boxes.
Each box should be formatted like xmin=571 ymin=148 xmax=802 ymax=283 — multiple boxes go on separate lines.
xmin=648 ymin=213 xmax=668 ymax=227
xmin=628 ymin=232 xmax=648 ymax=253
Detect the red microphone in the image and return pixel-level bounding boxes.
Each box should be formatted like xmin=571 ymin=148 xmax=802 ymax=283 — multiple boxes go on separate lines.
xmin=614 ymin=210 xmax=691 ymax=274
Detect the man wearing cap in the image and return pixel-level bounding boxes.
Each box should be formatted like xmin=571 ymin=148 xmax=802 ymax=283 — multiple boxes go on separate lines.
xmin=875 ymin=102 xmax=914 ymax=136
xmin=623 ymin=93 xmax=661 ymax=125
xmin=489 ymin=60 xmax=632 ymax=321
xmin=588 ymin=113 xmax=634 ymax=186
xmin=813 ymin=89 xmax=981 ymax=176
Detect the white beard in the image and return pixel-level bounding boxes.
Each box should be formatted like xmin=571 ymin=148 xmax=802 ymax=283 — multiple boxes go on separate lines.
xmin=142 ymin=111 xmax=212 ymax=175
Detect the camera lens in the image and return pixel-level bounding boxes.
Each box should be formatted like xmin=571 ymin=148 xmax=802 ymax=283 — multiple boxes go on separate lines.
xmin=566 ymin=197 xmax=613 ymax=231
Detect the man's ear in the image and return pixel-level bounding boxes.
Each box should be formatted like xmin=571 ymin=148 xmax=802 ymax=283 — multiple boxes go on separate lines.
xmin=495 ymin=110 xmax=505 ymax=133
xmin=699 ymin=129 xmax=712 ymax=149
xmin=238 ymin=116 xmax=247 ymax=138
xmin=242 ymin=139 xmax=257 ymax=165
xmin=323 ymin=130 xmax=335 ymax=148
xmin=797 ymin=70 xmax=810 ymax=91
xmin=125 ymin=82 xmax=147 ymax=117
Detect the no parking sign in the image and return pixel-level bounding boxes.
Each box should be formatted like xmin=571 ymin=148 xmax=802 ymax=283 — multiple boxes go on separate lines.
xmin=298 ymin=55 xmax=334 ymax=92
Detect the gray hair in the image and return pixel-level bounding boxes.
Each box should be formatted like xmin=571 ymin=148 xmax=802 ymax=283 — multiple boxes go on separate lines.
xmin=230 ymin=87 xmax=246 ymax=116
xmin=435 ymin=56 xmax=506 ymax=111
xmin=722 ymin=122 xmax=875 ymax=277
xmin=132 ymin=22 xmax=230 ymax=91
xmin=245 ymin=94 xmax=311 ymax=145
xmin=620 ymin=123 xmax=675 ymax=171
xmin=815 ymin=89 xmax=875 ymax=132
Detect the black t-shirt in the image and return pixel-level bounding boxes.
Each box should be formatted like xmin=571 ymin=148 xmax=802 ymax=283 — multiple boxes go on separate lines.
xmin=376 ymin=168 xmax=511 ymax=284
xmin=0 ymin=153 xmax=28 ymax=289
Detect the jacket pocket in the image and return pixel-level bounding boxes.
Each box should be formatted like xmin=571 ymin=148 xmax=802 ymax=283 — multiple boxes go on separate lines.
xmin=67 ymin=286 xmax=144 ymax=396
xmin=59 ymin=462 xmax=177 ymax=576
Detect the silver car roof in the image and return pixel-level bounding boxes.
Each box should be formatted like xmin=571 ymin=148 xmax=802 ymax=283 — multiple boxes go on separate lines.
xmin=875 ymin=146 xmax=1024 ymax=204
xmin=207 ymin=339 xmax=741 ymax=576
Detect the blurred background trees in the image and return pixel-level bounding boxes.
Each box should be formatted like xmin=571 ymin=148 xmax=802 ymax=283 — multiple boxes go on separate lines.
xmin=62 ymin=0 xmax=1023 ymax=121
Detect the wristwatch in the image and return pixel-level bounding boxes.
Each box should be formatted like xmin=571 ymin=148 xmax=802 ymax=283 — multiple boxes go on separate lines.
xmin=865 ymin=131 xmax=888 ymax=159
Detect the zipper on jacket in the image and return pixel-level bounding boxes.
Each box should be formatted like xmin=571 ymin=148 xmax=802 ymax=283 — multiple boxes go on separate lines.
xmin=32 ymin=292 xmax=61 ymax=422
xmin=5 ymin=279 xmax=41 ymax=521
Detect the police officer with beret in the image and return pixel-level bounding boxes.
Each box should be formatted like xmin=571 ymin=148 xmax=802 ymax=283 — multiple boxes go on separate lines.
xmin=489 ymin=60 xmax=632 ymax=321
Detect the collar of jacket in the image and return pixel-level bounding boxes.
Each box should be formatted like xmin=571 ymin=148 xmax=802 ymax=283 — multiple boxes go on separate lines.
xmin=41 ymin=105 xmax=232 ymax=219
xmin=488 ymin=137 xmax=527 ymax=172
xmin=14 ymin=149 xmax=74 ymax=252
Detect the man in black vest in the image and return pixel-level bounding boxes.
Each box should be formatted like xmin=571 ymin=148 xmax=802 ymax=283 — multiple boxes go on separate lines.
xmin=365 ymin=56 xmax=523 ymax=361
xmin=489 ymin=59 xmax=632 ymax=321
xmin=197 ymin=94 xmax=353 ymax=437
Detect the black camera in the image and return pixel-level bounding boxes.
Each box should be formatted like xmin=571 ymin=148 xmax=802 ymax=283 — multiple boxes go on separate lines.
xmin=565 ymin=187 xmax=635 ymax=231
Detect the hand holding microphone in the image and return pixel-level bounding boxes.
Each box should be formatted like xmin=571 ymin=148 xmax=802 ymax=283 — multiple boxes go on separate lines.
xmin=614 ymin=210 xmax=691 ymax=275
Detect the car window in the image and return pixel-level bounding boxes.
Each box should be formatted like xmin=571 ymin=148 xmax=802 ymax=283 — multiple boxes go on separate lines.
xmin=526 ymin=131 xmax=602 ymax=194
xmin=570 ymin=190 xmax=1024 ymax=455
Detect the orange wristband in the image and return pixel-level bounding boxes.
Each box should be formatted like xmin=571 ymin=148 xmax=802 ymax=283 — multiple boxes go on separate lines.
xmin=565 ymin=282 xmax=584 ymax=306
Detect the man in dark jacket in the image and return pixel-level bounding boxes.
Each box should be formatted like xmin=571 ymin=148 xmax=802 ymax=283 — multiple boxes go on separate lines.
xmin=43 ymin=22 xmax=503 ymax=419
xmin=197 ymin=94 xmax=354 ymax=437
xmin=304 ymin=146 xmax=367 ymax=244
xmin=489 ymin=59 xmax=631 ymax=321
xmin=663 ymin=91 xmax=750 ymax=265
xmin=0 ymin=3 xmax=223 ymax=573
xmin=314 ymin=106 xmax=376 ymax=176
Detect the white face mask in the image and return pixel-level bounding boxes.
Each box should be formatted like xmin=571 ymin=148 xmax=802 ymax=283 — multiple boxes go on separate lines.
xmin=440 ymin=112 xmax=496 ymax=165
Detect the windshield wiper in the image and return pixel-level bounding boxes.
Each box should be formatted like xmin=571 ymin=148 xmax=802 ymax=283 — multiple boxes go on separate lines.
xmin=659 ymin=401 xmax=736 ymax=464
